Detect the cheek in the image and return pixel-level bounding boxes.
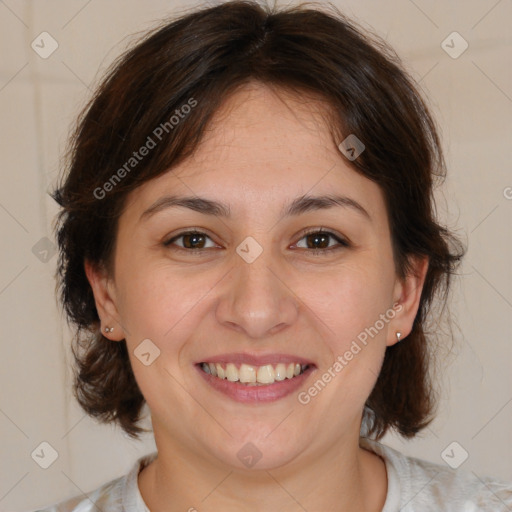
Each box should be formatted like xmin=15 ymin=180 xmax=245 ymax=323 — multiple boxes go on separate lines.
xmin=115 ymin=260 xmax=209 ymax=339
xmin=297 ymin=259 xmax=394 ymax=407
xmin=306 ymin=261 xmax=394 ymax=404
xmin=304 ymin=259 xmax=395 ymax=341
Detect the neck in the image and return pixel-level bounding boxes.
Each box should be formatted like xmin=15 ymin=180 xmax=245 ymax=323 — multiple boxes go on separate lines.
xmin=138 ymin=430 xmax=388 ymax=512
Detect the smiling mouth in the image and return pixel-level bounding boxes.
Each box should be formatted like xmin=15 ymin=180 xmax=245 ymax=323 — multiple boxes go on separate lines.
xmin=199 ymin=362 xmax=312 ymax=386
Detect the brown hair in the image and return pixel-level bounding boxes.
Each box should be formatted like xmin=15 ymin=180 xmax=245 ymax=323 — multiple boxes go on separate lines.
xmin=52 ymin=0 xmax=465 ymax=440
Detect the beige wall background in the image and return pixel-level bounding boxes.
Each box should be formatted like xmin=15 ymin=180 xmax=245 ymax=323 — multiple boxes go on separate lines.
xmin=1 ymin=0 xmax=511 ymax=510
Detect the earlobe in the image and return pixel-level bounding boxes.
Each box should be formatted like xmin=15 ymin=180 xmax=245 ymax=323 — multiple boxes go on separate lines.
xmin=84 ymin=260 xmax=125 ymax=341
xmin=388 ymin=255 xmax=429 ymax=346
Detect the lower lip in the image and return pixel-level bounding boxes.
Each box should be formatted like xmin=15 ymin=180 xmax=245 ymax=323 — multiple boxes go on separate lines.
xmin=196 ymin=365 xmax=315 ymax=403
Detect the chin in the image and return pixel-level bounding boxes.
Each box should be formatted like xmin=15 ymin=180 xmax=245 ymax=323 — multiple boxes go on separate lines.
xmin=203 ymin=425 xmax=306 ymax=471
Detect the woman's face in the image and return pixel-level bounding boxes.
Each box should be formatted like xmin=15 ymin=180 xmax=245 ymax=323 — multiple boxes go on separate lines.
xmin=88 ymin=82 xmax=425 ymax=471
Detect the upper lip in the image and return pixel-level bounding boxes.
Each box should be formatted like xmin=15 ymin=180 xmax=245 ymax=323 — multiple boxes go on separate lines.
xmin=196 ymin=352 xmax=315 ymax=367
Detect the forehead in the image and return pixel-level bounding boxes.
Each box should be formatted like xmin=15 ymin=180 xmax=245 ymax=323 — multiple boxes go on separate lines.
xmin=122 ymin=82 xmax=387 ymax=225
xmin=187 ymin=82 xmax=335 ymax=170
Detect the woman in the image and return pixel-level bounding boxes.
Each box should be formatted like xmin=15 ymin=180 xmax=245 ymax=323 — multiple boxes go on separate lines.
xmin=35 ymin=1 xmax=511 ymax=510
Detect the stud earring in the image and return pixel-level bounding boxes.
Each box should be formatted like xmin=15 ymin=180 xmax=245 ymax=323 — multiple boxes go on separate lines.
xmin=396 ymin=332 xmax=402 ymax=342
xmin=104 ymin=326 xmax=114 ymax=333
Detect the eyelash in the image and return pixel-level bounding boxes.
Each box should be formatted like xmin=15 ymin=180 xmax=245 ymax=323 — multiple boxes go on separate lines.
xmin=163 ymin=228 xmax=350 ymax=256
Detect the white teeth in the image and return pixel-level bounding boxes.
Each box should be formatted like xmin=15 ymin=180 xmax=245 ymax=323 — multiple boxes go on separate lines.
xmin=274 ymin=363 xmax=287 ymax=381
xmin=201 ymin=361 xmax=309 ymax=385
xmin=256 ymin=364 xmax=275 ymax=384
xmin=225 ymin=363 xmax=238 ymax=382
xmin=239 ymin=363 xmax=256 ymax=383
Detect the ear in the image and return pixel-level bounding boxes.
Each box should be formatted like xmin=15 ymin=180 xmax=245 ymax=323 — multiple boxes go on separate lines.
xmin=84 ymin=259 xmax=126 ymax=341
xmin=387 ymin=255 xmax=429 ymax=347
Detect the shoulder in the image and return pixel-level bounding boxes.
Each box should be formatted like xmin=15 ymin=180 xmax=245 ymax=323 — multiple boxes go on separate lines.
xmin=31 ymin=476 xmax=124 ymax=512
xmin=360 ymin=437 xmax=512 ymax=511
xmin=30 ymin=452 xmax=157 ymax=512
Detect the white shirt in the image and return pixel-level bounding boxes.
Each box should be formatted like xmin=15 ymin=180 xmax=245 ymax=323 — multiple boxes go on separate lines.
xmin=32 ymin=437 xmax=512 ymax=511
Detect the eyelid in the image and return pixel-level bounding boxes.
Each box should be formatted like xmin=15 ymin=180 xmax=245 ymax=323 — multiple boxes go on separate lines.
xmin=298 ymin=226 xmax=349 ymax=242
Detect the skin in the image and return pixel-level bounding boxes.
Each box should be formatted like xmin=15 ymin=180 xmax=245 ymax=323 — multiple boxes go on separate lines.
xmin=86 ymin=82 xmax=428 ymax=512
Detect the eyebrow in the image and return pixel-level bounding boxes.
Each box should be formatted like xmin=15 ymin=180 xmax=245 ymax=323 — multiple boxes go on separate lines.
xmin=139 ymin=193 xmax=371 ymax=222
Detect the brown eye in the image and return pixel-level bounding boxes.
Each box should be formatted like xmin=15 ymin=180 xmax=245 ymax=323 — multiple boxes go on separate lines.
xmin=164 ymin=231 xmax=216 ymax=250
xmin=295 ymin=230 xmax=349 ymax=254
xmin=305 ymin=232 xmax=331 ymax=249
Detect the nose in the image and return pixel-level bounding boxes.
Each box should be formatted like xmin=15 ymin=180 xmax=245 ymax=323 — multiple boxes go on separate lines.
xmin=215 ymin=246 xmax=299 ymax=340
